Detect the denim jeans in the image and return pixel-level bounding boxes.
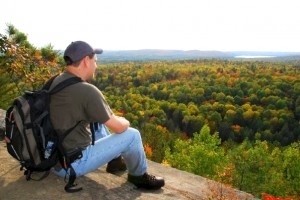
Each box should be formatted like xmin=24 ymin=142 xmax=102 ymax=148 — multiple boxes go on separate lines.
xmin=52 ymin=124 xmax=147 ymax=177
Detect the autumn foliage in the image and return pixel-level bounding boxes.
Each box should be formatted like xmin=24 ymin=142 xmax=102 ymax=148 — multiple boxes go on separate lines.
xmin=0 ymin=24 xmax=63 ymax=106
xmin=1 ymin=25 xmax=300 ymax=199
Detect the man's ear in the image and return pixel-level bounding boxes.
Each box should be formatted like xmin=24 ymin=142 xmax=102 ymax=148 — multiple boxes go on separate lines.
xmin=82 ymin=56 xmax=89 ymax=68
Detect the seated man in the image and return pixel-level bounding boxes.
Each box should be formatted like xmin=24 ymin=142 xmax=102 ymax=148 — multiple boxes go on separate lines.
xmin=50 ymin=41 xmax=164 ymax=190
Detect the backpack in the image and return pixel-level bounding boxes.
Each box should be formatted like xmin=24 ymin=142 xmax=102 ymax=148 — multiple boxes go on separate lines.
xmin=4 ymin=75 xmax=90 ymax=193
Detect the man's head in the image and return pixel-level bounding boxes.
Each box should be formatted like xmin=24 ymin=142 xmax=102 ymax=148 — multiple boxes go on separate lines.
xmin=63 ymin=41 xmax=103 ymax=65
xmin=64 ymin=41 xmax=102 ymax=81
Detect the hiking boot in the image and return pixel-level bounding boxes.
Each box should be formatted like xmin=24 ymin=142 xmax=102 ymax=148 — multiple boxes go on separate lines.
xmin=128 ymin=172 xmax=165 ymax=190
xmin=106 ymin=156 xmax=127 ymax=173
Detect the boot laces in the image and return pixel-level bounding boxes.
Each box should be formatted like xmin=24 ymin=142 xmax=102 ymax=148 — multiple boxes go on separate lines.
xmin=144 ymin=173 xmax=156 ymax=181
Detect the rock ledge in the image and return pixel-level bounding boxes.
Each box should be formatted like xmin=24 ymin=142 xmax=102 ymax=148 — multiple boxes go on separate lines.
xmin=0 ymin=109 xmax=257 ymax=200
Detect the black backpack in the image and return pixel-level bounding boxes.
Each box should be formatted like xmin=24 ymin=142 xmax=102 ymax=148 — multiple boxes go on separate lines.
xmin=4 ymin=75 xmax=91 ymax=193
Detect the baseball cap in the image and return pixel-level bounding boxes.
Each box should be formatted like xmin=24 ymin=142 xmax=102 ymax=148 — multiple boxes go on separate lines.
xmin=63 ymin=41 xmax=103 ymax=64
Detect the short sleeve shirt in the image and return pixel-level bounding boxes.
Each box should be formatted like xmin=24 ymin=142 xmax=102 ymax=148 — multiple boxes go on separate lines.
xmin=49 ymin=72 xmax=113 ymax=153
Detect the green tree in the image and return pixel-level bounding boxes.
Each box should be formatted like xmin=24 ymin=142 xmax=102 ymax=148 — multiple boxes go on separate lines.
xmin=165 ymin=125 xmax=226 ymax=179
xmin=227 ymin=140 xmax=286 ymax=197
xmin=0 ymin=73 xmax=15 ymax=109
xmin=282 ymin=142 xmax=300 ymax=197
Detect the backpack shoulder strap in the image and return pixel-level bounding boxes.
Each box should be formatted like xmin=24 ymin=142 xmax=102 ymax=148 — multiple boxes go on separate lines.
xmin=42 ymin=75 xmax=59 ymax=90
xmin=90 ymin=122 xmax=97 ymax=145
xmin=49 ymin=76 xmax=82 ymax=95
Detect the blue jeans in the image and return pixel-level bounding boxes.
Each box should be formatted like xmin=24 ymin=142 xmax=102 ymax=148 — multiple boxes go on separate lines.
xmin=52 ymin=124 xmax=147 ymax=177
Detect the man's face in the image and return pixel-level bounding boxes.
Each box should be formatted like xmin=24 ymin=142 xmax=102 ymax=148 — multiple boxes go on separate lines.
xmin=87 ymin=55 xmax=98 ymax=80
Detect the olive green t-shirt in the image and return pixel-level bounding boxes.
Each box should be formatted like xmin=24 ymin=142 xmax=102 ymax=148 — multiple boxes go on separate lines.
xmin=49 ymin=72 xmax=113 ymax=153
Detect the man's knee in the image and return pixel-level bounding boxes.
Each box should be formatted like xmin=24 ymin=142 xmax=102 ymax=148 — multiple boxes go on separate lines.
xmin=128 ymin=127 xmax=139 ymax=133
xmin=125 ymin=127 xmax=142 ymax=140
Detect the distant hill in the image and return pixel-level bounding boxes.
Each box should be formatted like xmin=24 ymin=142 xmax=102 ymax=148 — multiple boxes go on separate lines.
xmin=58 ymin=49 xmax=300 ymax=63
xmin=98 ymin=49 xmax=231 ymax=63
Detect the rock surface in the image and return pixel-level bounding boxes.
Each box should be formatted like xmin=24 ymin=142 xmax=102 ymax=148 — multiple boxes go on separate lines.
xmin=0 ymin=109 xmax=257 ymax=200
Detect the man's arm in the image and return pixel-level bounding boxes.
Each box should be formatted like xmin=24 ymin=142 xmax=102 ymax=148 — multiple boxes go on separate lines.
xmin=104 ymin=115 xmax=130 ymax=133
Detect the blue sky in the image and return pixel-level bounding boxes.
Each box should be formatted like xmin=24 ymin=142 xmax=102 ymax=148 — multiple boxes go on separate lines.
xmin=1 ymin=0 xmax=300 ymax=52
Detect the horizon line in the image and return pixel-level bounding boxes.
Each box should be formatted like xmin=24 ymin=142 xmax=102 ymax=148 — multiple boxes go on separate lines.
xmin=56 ymin=48 xmax=300 ymax=53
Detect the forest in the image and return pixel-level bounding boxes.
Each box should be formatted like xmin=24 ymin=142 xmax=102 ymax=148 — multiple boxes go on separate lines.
xmin=94 ymin=59 xmax=300 ymax=145
xmin=92 ymin=59 xmax=300 ymax=199
xmin=1 ymin=25 xmax=300 ymax=199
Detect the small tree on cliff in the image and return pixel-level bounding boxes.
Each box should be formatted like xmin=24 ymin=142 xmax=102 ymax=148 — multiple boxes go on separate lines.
xmin=0 ymin=24 xmax=64 ymax=109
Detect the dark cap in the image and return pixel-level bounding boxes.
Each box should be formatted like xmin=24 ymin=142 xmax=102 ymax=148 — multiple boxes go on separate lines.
xmin=63 ymin=41 xmax=103 ymax=64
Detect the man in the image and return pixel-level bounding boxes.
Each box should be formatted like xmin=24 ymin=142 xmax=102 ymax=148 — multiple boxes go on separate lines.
xmin=50 ymin=41 xmax=164 ymax=190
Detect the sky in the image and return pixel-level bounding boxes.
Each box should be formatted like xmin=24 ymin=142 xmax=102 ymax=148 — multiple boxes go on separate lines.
xmin=1 ymin=0 xmax=300 ymax=52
